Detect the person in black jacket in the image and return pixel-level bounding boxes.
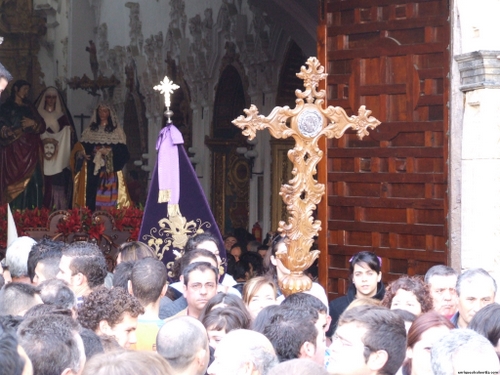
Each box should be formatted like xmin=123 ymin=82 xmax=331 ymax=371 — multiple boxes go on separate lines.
xmin=327 ymin=251 xmax=385 ymax=337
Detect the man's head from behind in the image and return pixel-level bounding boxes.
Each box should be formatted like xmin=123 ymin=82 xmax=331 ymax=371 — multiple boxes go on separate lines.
xmin=182 ymin=261 xmax=219 ymax=318
xmin=262 ymin=304 xmax=324 ymax=365
xmin=6 ymin=236 xmax=36 ymax=282
xmin=77 ymin=286 xmax=144 ymax=349
xmin=185 ymin=232 xmax=222 ymax=264
xmin=112 ymin=261 xmax=134 ymax=290
xmin=431 ymin=329 xmax=499 ymax=375
xmin=267 ymin=358 xmax=328 ymax=375
xmin=208 ymin=329 xmax=277 ymax=375
xmin=82 ymin=350 xmax=172 ymax=375
xmin=157 ymin=316 xmax=209 ymax=375
xmin=38 ymin=278 xmax=76 ymax=310
xmin=281 ymin=292 xmax=330 ymax=338
xmin=57 ymin=242 xmax=107 ymax=296
xmin=455 ymin=268 xmax=497 ymax=328
xmin=330 ymin=305 xmax=406 ymax=375
xmin=0 ymin=282 xmax=42 ymax=316
xmin=17 ymin=313 xmax=85 ymax=375
xmin=28 ymin=238 xmax=65 ymax=284
xmin=424 ymin=265 xmax=458 ymax=317
xmin=129 ymin=257 xmax=167 ymax=308
xmin=0 ymin=320 xmax=31 ymax=375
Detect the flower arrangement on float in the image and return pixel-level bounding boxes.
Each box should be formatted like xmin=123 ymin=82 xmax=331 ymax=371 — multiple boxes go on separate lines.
xmin=0 ymin=205 xmax=143 ymax=250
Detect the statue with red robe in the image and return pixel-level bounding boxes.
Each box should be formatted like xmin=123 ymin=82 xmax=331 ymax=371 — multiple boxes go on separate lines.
xmin=0 ymin=80 xmax=46 ymax=209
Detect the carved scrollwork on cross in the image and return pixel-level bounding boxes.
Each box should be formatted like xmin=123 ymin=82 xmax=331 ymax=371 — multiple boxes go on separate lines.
xmin=232 ymin=57 xmax=381 ymax=296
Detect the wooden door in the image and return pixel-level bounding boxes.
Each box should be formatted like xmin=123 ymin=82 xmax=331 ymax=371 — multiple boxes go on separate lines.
xmin=317 ymin=0 xmax=450 ymax=298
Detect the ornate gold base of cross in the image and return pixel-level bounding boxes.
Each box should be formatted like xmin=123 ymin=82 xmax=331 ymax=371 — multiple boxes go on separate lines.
xmin=232 ymin=57 xmax=381 ymax=296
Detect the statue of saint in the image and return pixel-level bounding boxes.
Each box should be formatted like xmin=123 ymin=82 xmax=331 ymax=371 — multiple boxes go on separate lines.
xmin=70 ymin=103 xmax=131 ymax=211
xmin=35 ymin=87 xmax=77 ymax=209
xmin=0 ymin=80 xmax=46 ymax=209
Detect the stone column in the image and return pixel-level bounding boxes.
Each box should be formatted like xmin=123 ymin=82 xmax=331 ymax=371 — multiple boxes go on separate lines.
xmin=453 ymin=0 xmax=500 ymax=287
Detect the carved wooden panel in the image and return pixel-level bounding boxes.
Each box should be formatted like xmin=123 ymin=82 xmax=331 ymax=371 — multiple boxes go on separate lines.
xmin=319 ymin=0 xmax=450 ymax=299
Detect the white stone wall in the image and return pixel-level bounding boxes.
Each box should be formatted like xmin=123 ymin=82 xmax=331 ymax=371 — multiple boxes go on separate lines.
xmin=452 ymin=0 xmax=500 ymax=290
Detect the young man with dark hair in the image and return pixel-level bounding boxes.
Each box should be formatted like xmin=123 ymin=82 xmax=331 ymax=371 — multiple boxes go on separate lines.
xmin=28 ymin=238 xmax=65 ymax=285
xmin=329 ymin=305 xmax=406 ymax=375
xmin=128 ymin=257 xmax=168 ymax=350
xmin=328 ymin=251 xmax=385 ymax=336
xmin=282 ymin=292 xmax=331 ymax=344
xmin=262 ymin=304 xmax=326 ymax=366
xmin=57 ymin=242 xmax=108 ymax=301
xmin=77 ymin=286 xmax=144 ymax=349
xmin=424 ymin=265 xmax=458 ymax=318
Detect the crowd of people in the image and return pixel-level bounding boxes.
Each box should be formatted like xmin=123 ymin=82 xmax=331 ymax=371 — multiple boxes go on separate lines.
xmin=1 ymin=230 xmax=499 ymax=375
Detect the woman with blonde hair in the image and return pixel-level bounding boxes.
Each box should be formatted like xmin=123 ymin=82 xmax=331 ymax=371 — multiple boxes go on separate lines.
xmin=345 ymin=297 xmax=382 ymax=311
xmin=116 ymin=241 xmax=156 ymax=264
xmin=242 ymin=276 xmax=278 ymax=319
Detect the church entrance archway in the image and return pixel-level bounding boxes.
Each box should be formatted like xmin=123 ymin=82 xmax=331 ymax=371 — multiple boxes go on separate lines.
xmin=206 ymin=65 xmax=250 ymax=236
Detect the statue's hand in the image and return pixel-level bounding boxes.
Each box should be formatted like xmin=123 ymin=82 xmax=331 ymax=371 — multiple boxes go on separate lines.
xmin=0 ymin=126 xmax=14 ymax=138
xmin=21 ymin=117 xmax=36 ymax=129
xmin=77 ymin=150 xmax=90 ymax=161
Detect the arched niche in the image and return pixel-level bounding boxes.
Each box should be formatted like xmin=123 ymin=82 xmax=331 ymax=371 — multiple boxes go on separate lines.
xmin=207 ymin=64 xmax=250 ymax=236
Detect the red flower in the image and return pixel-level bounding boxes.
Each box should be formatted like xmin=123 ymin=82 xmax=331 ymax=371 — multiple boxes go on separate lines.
xmin=129 ymin=227 xmax=140 ymax=241
xmin=1 ymin=206 xmax=144 ymax=251
xmin=88 ymin=222 xmax=105 ymax=240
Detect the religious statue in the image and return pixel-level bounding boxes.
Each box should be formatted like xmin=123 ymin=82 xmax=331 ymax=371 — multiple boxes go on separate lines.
xmin=0 ymin=80 xmax=46 ymax=209
xmin=70 ymin=103 xmax=131 ymax=211
xmin=35 ymin=87 xmax=77 ymax=210
xmin=86 ymin=40 xmax=99 ymax=80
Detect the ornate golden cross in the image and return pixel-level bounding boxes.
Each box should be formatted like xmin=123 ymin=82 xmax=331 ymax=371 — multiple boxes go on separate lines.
xmin=232 ymin=57 xmax=381 ymax=296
